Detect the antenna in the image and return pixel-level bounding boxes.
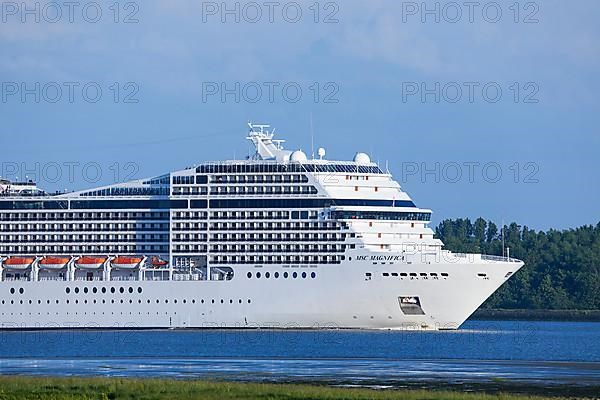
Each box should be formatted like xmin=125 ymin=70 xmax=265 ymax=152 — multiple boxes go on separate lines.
xmin=501 ymin=218 xmax=505 ymax=258
xmin=310 ymin=113 xmax=315 ymax=160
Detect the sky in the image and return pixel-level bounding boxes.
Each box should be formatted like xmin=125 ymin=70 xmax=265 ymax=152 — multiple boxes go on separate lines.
xmin=0 ymin=0 xmax=599 ymax=231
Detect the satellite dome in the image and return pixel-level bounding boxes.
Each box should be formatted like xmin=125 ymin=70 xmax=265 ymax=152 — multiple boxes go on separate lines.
xmin=290 ymin=150 xmax=308 ymax=162
xmin=354 ymin=152 xmax=371 ymax=164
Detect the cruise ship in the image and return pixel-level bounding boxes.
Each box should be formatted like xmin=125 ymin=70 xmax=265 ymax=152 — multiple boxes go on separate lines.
xmin=0 ymin=123 xmax=524 ymax=330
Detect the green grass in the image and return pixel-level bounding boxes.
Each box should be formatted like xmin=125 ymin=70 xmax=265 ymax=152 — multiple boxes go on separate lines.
xmin=0 ymin=376 xmax=580 ymax=400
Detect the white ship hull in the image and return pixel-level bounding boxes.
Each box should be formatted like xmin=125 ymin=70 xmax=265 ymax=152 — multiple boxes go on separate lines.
xmin=0 ymin=253 xmax=522 ymax=330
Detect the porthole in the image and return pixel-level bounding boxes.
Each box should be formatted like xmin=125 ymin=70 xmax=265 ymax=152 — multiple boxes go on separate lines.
xmin=147 ymin=299 xmax=150 ymax=304
xmin=28 ymin=300 xmax=32 ymax=304
xmin=229 ymin=299 xmax=233 ymax=304
xmin=66 ymin=300 xmax=70 ymax=304
xmin=93 ymin=287 xmax=98 ymax=294
xmin=19 ymin=288 xmax=24 ymax=294
xmin=311 ymin=272 xmax=316 ymax=279
xmin=265 ymin=272 xmax=270 ymax=279
xmin=129 ymin=299 xmax=133 ymax=304
xmin=247 ymin=272 xmax=252 ymax=278
xmin=283 ymin=272 xmax=289 ymax=278
xmin=183 ymin=299 xmax=187 ymax=304
xmin=127 ymin=287 xmax=133 ymax=294
xmin=102 ymin=287 xmax=107 ymax=294
xmin=211 ymin=299 xmax=215 ymax=304
xmin=238 ymin=299 xmax=242 ymax=304
xmin=156 ymin=299 xmax=159 ymax=303
xmin=302 ymin=272 xmax=307 ymax=279
xmin=119 ymin=287 xmax=124 ymax=294
xmin=65 ymin=288 xmax=70 ymax=294
xmin=165 ymin=299 xmax=168 ymax=304
xmin=274 ymin=272 xmax=280 ymax=278
xmin=46 ymin=300 xmax=50 ymax=304
xmin=247 ymin=299 xmax=251 ymax=304
xmin=174 ymin=299 xmax=178 ymax=304
xmin=10 ymin=288 xmax=15 ymax=294
xmin=292 ymin=272 xmax=298 ymax=279
xmin=84 ymin=287 xmax=88 ymax=294
xmin=75 ymin=300 xmax=79 ymax=304
xmin=110 ymin=287 xmax=116 ymax=294
xmin=75 ymin=287 xmax=80 ymax=294
xmin=137 ymin=287 xmax=142 ymax=294
xmin=193 ymin=299 xmax=197 ymax=304
xmin=256 ymin=272 xmax=261 ymax=279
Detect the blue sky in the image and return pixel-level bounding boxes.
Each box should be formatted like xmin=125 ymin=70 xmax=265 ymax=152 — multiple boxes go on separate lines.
xmin=1 ymin=0 xmax=598 ymax=230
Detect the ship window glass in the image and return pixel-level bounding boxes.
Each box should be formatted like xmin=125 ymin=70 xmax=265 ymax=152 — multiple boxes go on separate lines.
xmin=102 ymin=287 xmax=107 ymax=293
xmin=83 ymin=287 xmax=88 ymax=294
xmin=138 ymin=287 xmax=142 ymax=294
xmin=265 ymin=272 xmax=270 ymax=278
xmin=119 ymin=287 xmax=124 ymax=294
xmin=274 ymin=272 xmax=280 ymax=278
xmin=74 ymin=287 xmax=79 ymax=294
xmin=302 ymin=272 xmax=307 ymax=279
xmin=284 ymin=272 xmax=289 ymax=278
xmin=247 ymin=272 xmax=252 ymax=278
xmin=65 ymin=288 xmax=70 ymax=294
xmin=129 ymin=287 xmax=134 ymax=294
xmin=311 ymin=272 xmax=316 ymax=279
xmin=292 ymin=272 xmax=298 ymax=279
xmin=256 ymin=272 xmax=261 ymax=279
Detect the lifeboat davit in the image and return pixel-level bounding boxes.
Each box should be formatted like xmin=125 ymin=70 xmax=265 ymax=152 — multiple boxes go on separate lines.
xmin=75 ymin=256 xmax=106 ymax=269
xmin=151 ymin=256 xmax=168 ymax=268
xmin=111 ymin=256 xmax=142 ymax=270
xmin=39 ymin=257 xmax=70 ymax=270
xmin=3 ymin=257 xmax=35 ymax=270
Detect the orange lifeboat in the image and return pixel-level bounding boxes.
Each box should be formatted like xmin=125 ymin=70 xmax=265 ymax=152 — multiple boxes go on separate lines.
xmin=3 ymin=257 xmax=34 ymax=270
xmin=39 ymin=257 xmax=70 ymax=270
xmin=151 ymin=256 xmax=168 ymax=268
xmin=75 ymin=256 xmax=106 ymax=269
xmin=111 ymin=256 xmax=142 ymax=270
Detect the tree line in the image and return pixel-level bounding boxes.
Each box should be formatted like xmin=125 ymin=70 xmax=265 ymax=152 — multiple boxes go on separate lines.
xmin=434 ymin=218 xmax=600 ymax=310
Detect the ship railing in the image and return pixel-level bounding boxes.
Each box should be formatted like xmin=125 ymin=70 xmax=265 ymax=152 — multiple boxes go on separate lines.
xmin=110 ymin=276 xmax=139 ymax=281
xmin=2 ymin=277 xmax=31 ymax=282
xmin=172 ymin=274 xmax=203 ymax=281
xmin=481 ymin=254 xmax=522 ymax=263
xmin=454 ymin=253 xmax=521 ymax=263
xmin=73 ymin=277 xmax=103 ymax=281
xmin=39 ymin=277 xmax=67 ymax=281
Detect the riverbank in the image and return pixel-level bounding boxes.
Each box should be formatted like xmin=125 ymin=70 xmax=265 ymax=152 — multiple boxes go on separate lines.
xmin=0 ymin=376 xmax=594 ymax=400
xmin=470 ymin=309 xmax=600 ymax=322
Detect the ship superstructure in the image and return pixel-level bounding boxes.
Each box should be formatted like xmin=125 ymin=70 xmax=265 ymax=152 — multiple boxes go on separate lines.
xmin=0 ymin=123 xmax=523 ymax=330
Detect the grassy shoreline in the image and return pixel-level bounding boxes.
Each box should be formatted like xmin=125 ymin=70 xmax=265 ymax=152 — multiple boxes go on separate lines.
xmin=0 ymin=376 xmax=597 ymax=400
xmin=470 ymin=309 xmax=600 ymax=322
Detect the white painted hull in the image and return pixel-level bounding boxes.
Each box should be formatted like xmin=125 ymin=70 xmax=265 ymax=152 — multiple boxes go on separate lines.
xmin=0 ymin=253 xmax=522 ymax=330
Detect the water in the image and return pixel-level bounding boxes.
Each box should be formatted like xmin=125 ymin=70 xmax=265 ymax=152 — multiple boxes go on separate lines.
xmin=1 ymin=320 xmax=599 ymax=391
